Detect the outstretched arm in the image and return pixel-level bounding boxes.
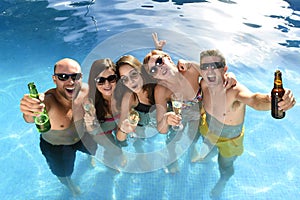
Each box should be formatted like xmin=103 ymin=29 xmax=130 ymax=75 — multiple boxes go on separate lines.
xmin=236 ymin=84 xmax=270 ymax=110
xmin=236 ymin=84 xmax=296 ymax=111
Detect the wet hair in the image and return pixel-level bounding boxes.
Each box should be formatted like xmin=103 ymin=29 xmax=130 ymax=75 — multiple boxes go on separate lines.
xmin=200 ymin=49 xmax=226 ymax=66
xmin=88 ymin=58 xmax=117 ymax=122
xmin=114 ymin=55 xmax=157 ymax=110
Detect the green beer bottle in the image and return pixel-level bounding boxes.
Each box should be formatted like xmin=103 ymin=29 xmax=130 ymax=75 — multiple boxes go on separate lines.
xmin=28 ymin=82 xmax=51 ymax=132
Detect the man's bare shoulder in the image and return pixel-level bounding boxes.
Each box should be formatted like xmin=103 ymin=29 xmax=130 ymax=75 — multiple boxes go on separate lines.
xmin=81 ymin=82 xmax=88 ymax=91
xmin=42 ymin=88 xmax=58 ymax=110
xmin=80 ymin=83 xmax=89 ymax=96
xmin=44 ymin=88 xmax=57 ymax=102
xmin=228 ymin=82 xmax=251 ymax=106
xmin=230 ymin=82 xmax=251 ymax=95
xmin=73 ymin=83 xmax=89 ymax=106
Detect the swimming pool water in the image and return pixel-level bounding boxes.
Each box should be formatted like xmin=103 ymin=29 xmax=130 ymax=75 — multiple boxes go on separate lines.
xmin=1 ymin=0 xmax=300 ymax=199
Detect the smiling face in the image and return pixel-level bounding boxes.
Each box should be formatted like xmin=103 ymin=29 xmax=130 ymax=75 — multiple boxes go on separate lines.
xmin=144 ymin=51 xmax=177 ymax=80
xmin=53 ymin=58 xmax=82 ymax=101
xmin=95 ymin=68 xmax=117 ymax=98
xmin=119 ymin=63 xmax=143 ymax=93
xmin=200 ymin=56 xmax=226 ymax=87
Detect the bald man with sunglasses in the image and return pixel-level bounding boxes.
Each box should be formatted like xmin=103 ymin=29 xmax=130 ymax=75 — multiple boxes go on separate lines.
xmin=20 ymin=58 xmax=97 ymax=196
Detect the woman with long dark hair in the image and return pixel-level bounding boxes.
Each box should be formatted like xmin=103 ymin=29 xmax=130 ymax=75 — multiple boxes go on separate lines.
xmin=85 ymin=58 xmax=125 ymax=169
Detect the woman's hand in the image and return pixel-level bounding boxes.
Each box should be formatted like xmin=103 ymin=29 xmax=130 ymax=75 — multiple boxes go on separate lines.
xmin=120 ymin=119 xmax=137 ymax=133
xmin=164 ymin=112 xmax=182 ymax=126
xmin=152 ymin=32 xmax=166 ymax=50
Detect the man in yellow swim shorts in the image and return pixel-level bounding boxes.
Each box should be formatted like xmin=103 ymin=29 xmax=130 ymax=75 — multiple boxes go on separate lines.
xmin=195 ymin=49 xmax=296 ymax=198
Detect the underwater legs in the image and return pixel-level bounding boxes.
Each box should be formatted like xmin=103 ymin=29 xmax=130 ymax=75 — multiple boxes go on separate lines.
xmin=57 ymin=176 xmax=81 ymax=196
xmin=210 ymin=154 xmax=237 ymax=198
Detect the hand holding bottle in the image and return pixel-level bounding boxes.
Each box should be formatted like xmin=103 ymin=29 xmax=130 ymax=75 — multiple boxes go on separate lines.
xmin=270 ymin=88 xmax=296 ymax=112
xmin=20 ymin=93 xmax=45 ymax=118
xmin=271 ymin=70 xmax=285 ymax=119
xmin=271 ymin=70 xmax=296 ymax=119
xmin=24 ymin=82 xmax=51 ymax=132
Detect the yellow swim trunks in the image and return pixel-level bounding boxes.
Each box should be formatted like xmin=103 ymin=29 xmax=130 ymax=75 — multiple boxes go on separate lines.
xmin=199 ymin=113 xmax=245 ymax=158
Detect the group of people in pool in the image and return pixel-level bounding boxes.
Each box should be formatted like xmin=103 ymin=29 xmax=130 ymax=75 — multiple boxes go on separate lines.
xmin=20 ymin=33 xmax=296 ymax=197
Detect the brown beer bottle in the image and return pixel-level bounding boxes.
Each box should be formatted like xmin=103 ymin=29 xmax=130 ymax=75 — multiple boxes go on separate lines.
xmin=271 ymin=70 xmax=285 ymax=119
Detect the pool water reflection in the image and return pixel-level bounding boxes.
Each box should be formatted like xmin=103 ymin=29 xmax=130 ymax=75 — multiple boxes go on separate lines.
xmin=0 ymin=0 xmax=300 ymax=199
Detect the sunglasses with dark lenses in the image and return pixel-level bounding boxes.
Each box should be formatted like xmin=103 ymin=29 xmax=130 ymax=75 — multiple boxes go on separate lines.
xmin=54 ymin=73 xmax=82 ymax=81
xmin=120 ymin=70 xmax=139 ymax=85
xmin=149 ymin=56 xmax=164 ymax=76
xmin=94 ymin=74 xmax=117 ymax=85
xmin=200 ymin=62 xmax=225 ymax=70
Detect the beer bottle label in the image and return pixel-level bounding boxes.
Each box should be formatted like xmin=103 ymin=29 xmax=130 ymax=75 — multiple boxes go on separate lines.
xmin=272 ymin=95 xmax=285 ymax=118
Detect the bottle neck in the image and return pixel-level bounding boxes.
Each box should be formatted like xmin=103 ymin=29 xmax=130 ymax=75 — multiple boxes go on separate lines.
xmin=29 ymin=89 xmax=39 ymax=98
xmin=273 ymin=79 xmax=283 ymax=89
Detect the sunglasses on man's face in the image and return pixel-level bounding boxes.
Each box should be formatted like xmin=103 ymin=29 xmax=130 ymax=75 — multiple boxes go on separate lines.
xmin=120 ymin=70 xmax=139 ymax=85
xmin=200 ymin=62 xmax=225 ymax=70
xmin=149 ymin=56 xmax=164 ymax=76
xmin=54 ymin=73 xmax=82 ymax=81
xmin=94 ymin=74 xmax=117 ymax=85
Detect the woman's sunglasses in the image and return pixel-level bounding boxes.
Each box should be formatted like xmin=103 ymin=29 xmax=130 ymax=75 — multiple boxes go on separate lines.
xmin=149 ymin=56 xmax=164 ymax=76
xmin=95 ymin=74 xmax=117 ymax=85
xmin=200 ymin=62 xmax=224 ymax=70
xmin=120 ymin=70 xmax=139 ymax=85
xmin=54 ymin=73 xmax=82 ymax=81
